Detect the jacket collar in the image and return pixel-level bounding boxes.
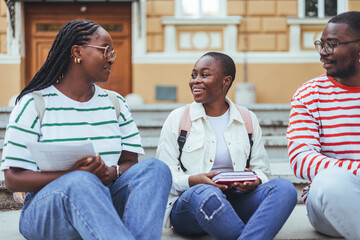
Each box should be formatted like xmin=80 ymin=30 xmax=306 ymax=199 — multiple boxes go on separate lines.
xmin=189 ymin=97 xmax=245 ymax=124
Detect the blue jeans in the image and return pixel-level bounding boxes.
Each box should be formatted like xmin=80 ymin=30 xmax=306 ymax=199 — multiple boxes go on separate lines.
xmin=19 ymin=158 xmax=172 ymax=240
xmin=170 ymin=178 xmax=297 ymax=240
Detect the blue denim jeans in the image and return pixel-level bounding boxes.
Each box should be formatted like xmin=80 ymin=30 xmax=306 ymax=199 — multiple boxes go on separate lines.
xmin=170 ymin=178 xmax=297 ymax=240
xmin=19 ymin=158 xmax=172 ymax=240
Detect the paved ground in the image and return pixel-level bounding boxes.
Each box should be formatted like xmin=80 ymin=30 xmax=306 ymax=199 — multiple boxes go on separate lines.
xmin=0 ymin=205 xmax=343 ymax=240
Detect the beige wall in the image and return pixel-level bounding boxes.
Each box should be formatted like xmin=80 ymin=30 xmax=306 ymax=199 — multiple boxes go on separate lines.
xmin=0 ymin=0 xmax=7 ymax=53
xmin=0 ymin=63 xmax=22 ymax=106
xmin=133 ymin=62 xmax=324 ymax=104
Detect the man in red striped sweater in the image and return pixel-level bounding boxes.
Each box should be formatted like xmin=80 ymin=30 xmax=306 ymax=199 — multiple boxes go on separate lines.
xmin=287 ymin=11 xmax=360 ymax=240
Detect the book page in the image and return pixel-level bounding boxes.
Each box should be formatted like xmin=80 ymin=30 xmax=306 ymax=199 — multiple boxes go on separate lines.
xmin=26 ymin=141 xmax=96 ymax=171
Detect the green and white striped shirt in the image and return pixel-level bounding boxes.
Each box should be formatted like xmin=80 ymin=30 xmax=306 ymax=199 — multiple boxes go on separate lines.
xmin=1 ymin=84 xmax=144 ymax=171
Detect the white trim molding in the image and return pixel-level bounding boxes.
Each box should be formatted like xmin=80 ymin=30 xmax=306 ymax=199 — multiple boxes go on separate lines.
xmin=162 ymin=16 xmax=241 ymax=54
xmin=0 ymin=2 xmax=24 ymax=64
xmin=287 ymin=17 xmax=329 ymax=53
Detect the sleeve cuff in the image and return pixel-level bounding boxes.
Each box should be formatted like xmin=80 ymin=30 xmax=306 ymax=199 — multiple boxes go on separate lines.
xmin=254 ymin=170 xmax=269 ymax=184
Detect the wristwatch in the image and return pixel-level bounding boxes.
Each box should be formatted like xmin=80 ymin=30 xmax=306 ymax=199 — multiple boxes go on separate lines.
xmin=112 ymin=165 xmax=122 ymax=179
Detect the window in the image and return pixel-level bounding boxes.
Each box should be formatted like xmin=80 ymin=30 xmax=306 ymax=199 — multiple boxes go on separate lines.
xmin=298 ymin=0 xmax=346 ymax=18
xmin=305 ymin=0 xmax=336 ymax=17
xmin=177 ymin=0 xmax=225 ymax=18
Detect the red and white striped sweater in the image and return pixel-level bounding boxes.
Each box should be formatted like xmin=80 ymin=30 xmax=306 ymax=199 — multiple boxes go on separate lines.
xmin=287 ymin=74 xmax=360 ymax=202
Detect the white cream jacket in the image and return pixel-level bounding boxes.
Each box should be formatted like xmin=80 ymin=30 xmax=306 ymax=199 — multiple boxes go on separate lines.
xmin=156 ymin=98 xmax=271 ymax=229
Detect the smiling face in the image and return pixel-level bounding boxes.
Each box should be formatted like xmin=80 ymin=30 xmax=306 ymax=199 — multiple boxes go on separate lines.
xmin=320 ymin=23 xmax=360 ymax=82
xmin=189 ymin=55 xmax=229 ymax=105
xmin=80 ymin=27 xmax=115 ymax=83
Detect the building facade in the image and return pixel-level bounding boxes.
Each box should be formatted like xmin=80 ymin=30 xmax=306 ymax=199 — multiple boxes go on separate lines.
xmin=0 ymin=0 xmax=359 ymax=106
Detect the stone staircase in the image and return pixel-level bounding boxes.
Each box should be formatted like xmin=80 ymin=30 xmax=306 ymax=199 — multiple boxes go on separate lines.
xmin=0 ymin=104 xmax=308 ymax=209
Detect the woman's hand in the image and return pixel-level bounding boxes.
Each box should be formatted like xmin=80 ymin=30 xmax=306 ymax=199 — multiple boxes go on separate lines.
xmin=71 ymin=154 xmax=111 ymax=185
xmin=230 ymin=168 xmax=261 ymax=192
xmin=189 ymin=172 xmax=228 ymax=191
xmin=231 ymin=177 xmax=261 ymax=192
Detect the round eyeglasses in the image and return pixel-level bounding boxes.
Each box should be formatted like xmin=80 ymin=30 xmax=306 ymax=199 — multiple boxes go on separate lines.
xmin=314 ymin=39 xmax=360 ymax=55
xmin=85 ymin=45 xmax=116 ymax=60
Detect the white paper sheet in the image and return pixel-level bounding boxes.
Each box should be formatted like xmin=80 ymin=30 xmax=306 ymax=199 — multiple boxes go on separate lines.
xmin=26 ymin=141 xmax=96 ymax=171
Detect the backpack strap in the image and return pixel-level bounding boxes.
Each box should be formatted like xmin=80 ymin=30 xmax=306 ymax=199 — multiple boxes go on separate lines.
xmin=177 ymin=104 xmax=191 ymax=172
xmin=105 ymin=89 xmax=120 ymax=120
xmin=32 ymin=91 xmax=45 ymax=124
xmin=235 ymin=105 xmax=254 ymax=168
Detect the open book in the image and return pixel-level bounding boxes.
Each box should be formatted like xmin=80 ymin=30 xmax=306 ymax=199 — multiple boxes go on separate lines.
xmin=26 ymin=141 xmax=96 ymax=171
xmin=212 ymin=171 xmax=258 ymax=185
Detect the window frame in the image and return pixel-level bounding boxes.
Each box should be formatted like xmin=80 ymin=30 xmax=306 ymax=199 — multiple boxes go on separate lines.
xmin=298 ymin=0 xmax=347 ymax=18
xmin=175 ymin=0 xmax=226 ymax=18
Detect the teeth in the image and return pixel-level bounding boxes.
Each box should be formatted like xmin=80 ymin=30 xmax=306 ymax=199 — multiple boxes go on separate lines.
xmin=193 ymin=89 xmax=203 ymax=92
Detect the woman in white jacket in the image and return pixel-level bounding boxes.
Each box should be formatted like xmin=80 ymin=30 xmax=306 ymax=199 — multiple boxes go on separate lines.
xmin=156 ymin=52 xmax=297 ymax=240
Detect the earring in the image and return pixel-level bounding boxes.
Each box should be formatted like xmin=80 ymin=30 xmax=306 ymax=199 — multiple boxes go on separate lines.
xmin=73 ymin=58 xmax=81 ymax=64
xmin=56 ymin=74 xmax=64 ymax=84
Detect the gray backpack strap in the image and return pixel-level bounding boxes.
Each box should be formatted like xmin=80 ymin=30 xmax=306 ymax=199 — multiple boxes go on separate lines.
xmin=32 ymin=91 xmax=45 ymax=124
xmin=105 ymin=89 xmax=120 ymax=120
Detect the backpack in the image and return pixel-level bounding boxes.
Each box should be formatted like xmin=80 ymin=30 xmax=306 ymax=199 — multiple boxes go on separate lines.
xmin=177 ymin=104 xmax=254 ymax=172
xmin=13 ymin=89 xmax=120 ymax=204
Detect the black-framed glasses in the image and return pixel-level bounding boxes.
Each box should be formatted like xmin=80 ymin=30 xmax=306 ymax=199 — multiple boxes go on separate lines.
xmin=314 ymin=39 xmax=360 ymax=55
xmin=85 ymin=45 xmax=116 ymax=60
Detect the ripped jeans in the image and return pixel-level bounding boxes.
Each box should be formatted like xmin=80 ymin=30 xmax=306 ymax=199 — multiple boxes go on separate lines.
xmin=170 ymin=178 xmax=297 ymax=240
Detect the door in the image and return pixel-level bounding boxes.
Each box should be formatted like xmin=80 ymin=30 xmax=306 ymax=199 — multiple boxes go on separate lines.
xmin=25 ymin=3 xmax=132 ymax=96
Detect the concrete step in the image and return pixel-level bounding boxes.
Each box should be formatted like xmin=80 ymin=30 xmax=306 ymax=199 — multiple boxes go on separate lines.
xmin=0 ymin=205 xmax=343 ymax=240
xmin=0 ymin=107 xmax=11 ymax=123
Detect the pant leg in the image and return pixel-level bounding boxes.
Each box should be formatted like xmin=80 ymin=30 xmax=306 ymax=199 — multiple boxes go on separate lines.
xmin=228 ymin=178 xmax=297 ymax=240
xmin=307 ymin=167 xmax=360 ymax=240
xmin=170 ymin=184 xmax=245 ymax=240
xmin=19 ymin=170 xmax=135 ymax=240
xmin=109 ymin=158 xmax=172 ymax=240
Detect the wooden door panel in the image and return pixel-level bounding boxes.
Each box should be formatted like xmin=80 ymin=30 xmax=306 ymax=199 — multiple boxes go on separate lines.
xmin=36 ymin=41 xmax=53 ymax=74
xmin=25 ymin=3 xmax=132 ymax=96
xmin=97 ymin=38 xmax=130 ymax=96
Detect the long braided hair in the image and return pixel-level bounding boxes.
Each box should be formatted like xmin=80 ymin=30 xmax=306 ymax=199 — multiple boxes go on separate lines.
xmin=16 ymin=20 xmax=100 ymax=103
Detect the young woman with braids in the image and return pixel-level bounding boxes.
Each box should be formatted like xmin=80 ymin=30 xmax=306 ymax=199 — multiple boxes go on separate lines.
xmin=1 ymin=20 xmax=172 ymax=240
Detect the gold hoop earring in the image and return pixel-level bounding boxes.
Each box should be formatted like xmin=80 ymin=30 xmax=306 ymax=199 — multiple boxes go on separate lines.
xmin=76 ymin=58 xmax=81 ymax=64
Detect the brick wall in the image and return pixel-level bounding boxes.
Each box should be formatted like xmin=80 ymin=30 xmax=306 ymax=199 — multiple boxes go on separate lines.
xmin=349 ymin=0 xmax=360 ymax=10
xmin=146 ymin=0 xmax=174 ymax=52
xmin=0 ymin=1 xmax=7 ymax=54
xmin=229 ymin=0 xmax=297 ymax=52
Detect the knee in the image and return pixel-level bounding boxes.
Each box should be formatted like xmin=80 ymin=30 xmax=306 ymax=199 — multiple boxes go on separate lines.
xmin=191 ymin=185 xmax=226 ymax=221
xmin=60 ymin=170 xmax=101 ymax=193
xmin=269 ymin=178 xmax=297 ymax=205
xmin=311 ymin=168 xmax=350 ymax=201
xmin=140 ymin=158 xmax=172 ymax=186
